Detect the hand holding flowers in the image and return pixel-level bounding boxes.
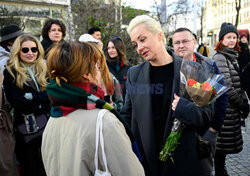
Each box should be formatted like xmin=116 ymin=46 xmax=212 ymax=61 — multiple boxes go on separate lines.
xmin=159 ymin=59 xmax=228 ymax=162
xmin=171 ymin=94 xmax=180 ymax=111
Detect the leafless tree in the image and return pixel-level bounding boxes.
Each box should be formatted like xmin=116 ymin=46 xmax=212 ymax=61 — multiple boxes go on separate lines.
xmin=152 ymin=0 xmax=190 ymax=31
xmin=70 ymin=0 xmax=147 ymax=65
xmin=234 ymin=0 xmax=241 ymax=28
xmin=194 ymin=1 xmax=204 ymax=42
xmin=211 ymin=0 xmax=241 ymax=28
xmin=153 ymin=0 xmax=190 ymax=25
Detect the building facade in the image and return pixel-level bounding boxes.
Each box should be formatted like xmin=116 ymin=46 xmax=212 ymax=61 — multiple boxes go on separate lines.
xmin=0 ymin=0 xmax=71 ymax=37
xmin=202 ymin=0 xmax=250 ymax=46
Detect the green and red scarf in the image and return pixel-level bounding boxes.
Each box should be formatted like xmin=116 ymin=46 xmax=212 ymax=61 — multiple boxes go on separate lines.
xmin=46 ymin=79 xmax=142 ymax=162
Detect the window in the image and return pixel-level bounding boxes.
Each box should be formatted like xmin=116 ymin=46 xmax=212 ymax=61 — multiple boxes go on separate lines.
xmin=52 ymin=9 xmax=61 ymax=18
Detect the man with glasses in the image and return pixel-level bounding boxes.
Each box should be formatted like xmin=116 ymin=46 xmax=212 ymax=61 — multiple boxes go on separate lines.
xmin=172 ymin=27 xmax=228 ymax=176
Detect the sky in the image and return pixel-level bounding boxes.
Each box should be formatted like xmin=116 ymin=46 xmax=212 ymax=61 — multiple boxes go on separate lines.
xmin=122 ymin=0 xmax=160 ymax=11
xmin=121 ymin=0 xmax=201 ymax=32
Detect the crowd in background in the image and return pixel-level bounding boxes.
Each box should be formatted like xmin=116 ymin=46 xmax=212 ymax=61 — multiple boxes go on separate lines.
xmin=0 ymin=15 xmax=249 ymax=176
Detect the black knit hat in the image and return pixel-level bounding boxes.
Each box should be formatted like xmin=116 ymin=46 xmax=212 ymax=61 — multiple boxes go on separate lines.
xmin=0 ymin=24 xmax=24 ymax=42
xmin=219 ymin=22 xmax=238 ymax=41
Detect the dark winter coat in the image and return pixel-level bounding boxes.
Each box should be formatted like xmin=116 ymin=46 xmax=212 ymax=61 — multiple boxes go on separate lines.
xmin=213 ymin=47 xmax=244 ymax=154
xmin=41 ymin=38 xmax=54 ymax=58
xmin=3 ymin=69 xmax=50 ymax=127
xmin=238 ymin=41 xmax=250 ymax=72
xmin=242 ymin=62 xmax=250 ymax=99
xmin=107 ymin=60 xmax=130 ymax=100
xmin=0 ymin=99 xmax=17 ymax=176
xmin=121 ymin=50 xmax=214 ymax=176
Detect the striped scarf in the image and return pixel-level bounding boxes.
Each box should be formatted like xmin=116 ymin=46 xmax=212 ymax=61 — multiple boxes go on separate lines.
xmin=46 ymin=79 xmax=142 ymax=162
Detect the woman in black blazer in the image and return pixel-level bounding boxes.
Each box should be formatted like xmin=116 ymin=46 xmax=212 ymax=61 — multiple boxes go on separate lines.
xmin=121 ymin=15 xmax=214 ymax=176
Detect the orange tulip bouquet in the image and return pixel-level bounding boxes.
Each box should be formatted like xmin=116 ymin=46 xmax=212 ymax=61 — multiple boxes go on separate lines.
xmin=159 ymin=59 xmax=228 ymax=162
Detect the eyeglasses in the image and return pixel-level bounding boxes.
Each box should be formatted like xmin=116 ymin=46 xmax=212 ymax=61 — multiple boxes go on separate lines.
xmin=21 ymin=47 xmax=38 ymax=53
xmin=173 ymin=39 xmax=194 ymax=46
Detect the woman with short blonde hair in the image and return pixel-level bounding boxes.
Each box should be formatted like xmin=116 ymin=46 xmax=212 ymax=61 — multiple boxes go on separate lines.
xmin=121 ymin=15 xmax=214 ymax=176
xmin=127 ymin=15 xmax=166 ymax=45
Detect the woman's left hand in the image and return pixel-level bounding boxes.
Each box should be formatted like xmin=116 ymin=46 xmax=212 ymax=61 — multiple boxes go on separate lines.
xmin=172 ymin=93 xmax=180 ymax=111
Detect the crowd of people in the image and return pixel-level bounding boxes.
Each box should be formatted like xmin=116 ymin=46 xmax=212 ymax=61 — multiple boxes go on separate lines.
xmin=0 ymin=15 xmax=249 ymax=176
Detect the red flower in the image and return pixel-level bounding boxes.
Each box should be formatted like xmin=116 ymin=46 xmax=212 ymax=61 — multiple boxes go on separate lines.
xmin=202 ymin=81 xmax=212 ymax=91
xmin=212 ymin=89 xmax=216 ymax=95
xmin=187 ymin=79 xmax=197 ymax=86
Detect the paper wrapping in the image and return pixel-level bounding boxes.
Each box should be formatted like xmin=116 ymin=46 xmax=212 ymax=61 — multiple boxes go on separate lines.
xmin=186 ymin=85 xmax=212 ymax=107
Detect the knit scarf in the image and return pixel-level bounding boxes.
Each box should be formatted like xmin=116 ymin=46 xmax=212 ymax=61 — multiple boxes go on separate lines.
xmin=108 ymin=58 xmax=124 ymax=72
xmin=218 ymin=46 xmax=239 ymax=63
xmin=46 ymin=79 xmax=142 ymax=162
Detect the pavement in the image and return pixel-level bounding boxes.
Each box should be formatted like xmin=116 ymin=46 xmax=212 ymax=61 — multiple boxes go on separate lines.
xmin=225 ymin=116 xmax=250 ymax=176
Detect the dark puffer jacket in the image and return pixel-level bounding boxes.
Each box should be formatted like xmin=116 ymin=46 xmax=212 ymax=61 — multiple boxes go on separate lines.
xmin=213 ymin=47 xmax=243 ymax=154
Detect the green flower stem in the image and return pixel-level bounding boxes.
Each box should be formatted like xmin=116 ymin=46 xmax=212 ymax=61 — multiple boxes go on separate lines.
xmin=159 ymin=129 xmax=183 ymax=162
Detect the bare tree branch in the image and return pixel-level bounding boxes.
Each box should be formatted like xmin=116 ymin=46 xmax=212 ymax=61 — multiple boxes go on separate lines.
xmin=235 ymin=0 xmax=241 ymax=27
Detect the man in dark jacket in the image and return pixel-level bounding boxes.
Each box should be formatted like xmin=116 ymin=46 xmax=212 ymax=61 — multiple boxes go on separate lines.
xmin=0 ymin=24 xmax=23 ymax=176
xmin=0 ymin=24 xmax=24 ymax=70
xmin=172 ymin=27 xmax=228 ymax=176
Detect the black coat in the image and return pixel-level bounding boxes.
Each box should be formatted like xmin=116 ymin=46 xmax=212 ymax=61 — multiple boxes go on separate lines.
xmin=213 ymin=47 xmax=244 ymax=154
xmin=3 ymin=69 xmax=50 ymax=127
xmin=242 ymin=62 xmax=250 ymax=98
xmin=41 ymin=38 xmax=54 ymax=58
xmin=121 ymin=51 xmax=214 ymax=176
xmin=107 ymin=61 xmax=130 ymax=100
xmin=238 ymin=41 xmax=250 ymax=72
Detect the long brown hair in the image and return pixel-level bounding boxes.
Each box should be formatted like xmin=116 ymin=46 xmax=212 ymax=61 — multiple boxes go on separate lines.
xmin=215 ymin=36 xmax=241 ymax=52
xmin=47 ymin=41 xmax=113 ymax=94
xmin=106 ymin=37 xmax=128 ymax=65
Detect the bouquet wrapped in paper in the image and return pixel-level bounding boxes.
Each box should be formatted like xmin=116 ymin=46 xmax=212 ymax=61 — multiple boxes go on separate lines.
xmin=159 ymin=59 xmax=229 ymax=162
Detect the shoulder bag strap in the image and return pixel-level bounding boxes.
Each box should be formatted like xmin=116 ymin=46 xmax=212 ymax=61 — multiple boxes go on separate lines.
xmin=94 ymin=109 xmax=110 ymax=173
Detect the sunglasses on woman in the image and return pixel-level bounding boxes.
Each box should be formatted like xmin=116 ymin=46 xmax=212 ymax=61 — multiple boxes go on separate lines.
xmin=21 ymin=47 xmax=38 ymax=53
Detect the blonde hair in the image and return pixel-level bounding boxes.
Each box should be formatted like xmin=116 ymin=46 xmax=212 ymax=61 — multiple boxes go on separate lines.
xmin=47 ymin=41 xmax=114 ymax=94
xmin=127 ymin=15 xmax=166 ymax=45
xmin=6 ymin=34 xmax=47 ymax=91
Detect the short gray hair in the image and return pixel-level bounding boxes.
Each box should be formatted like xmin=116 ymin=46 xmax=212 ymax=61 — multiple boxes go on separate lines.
xmin=127 ymin=15 xmax=166 ymax=45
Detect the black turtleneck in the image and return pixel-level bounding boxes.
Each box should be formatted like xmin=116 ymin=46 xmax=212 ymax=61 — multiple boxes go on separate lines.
xmin=150 ymin=62 xmax=174 ymax=152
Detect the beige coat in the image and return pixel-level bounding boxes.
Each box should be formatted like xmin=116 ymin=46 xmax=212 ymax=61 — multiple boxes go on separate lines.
xmin=41 ymin=109 xmax=145 ymax=176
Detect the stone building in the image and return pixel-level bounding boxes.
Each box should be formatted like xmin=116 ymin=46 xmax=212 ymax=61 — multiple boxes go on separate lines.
xmin=202 ymin=0 xmax=250 ymax=46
